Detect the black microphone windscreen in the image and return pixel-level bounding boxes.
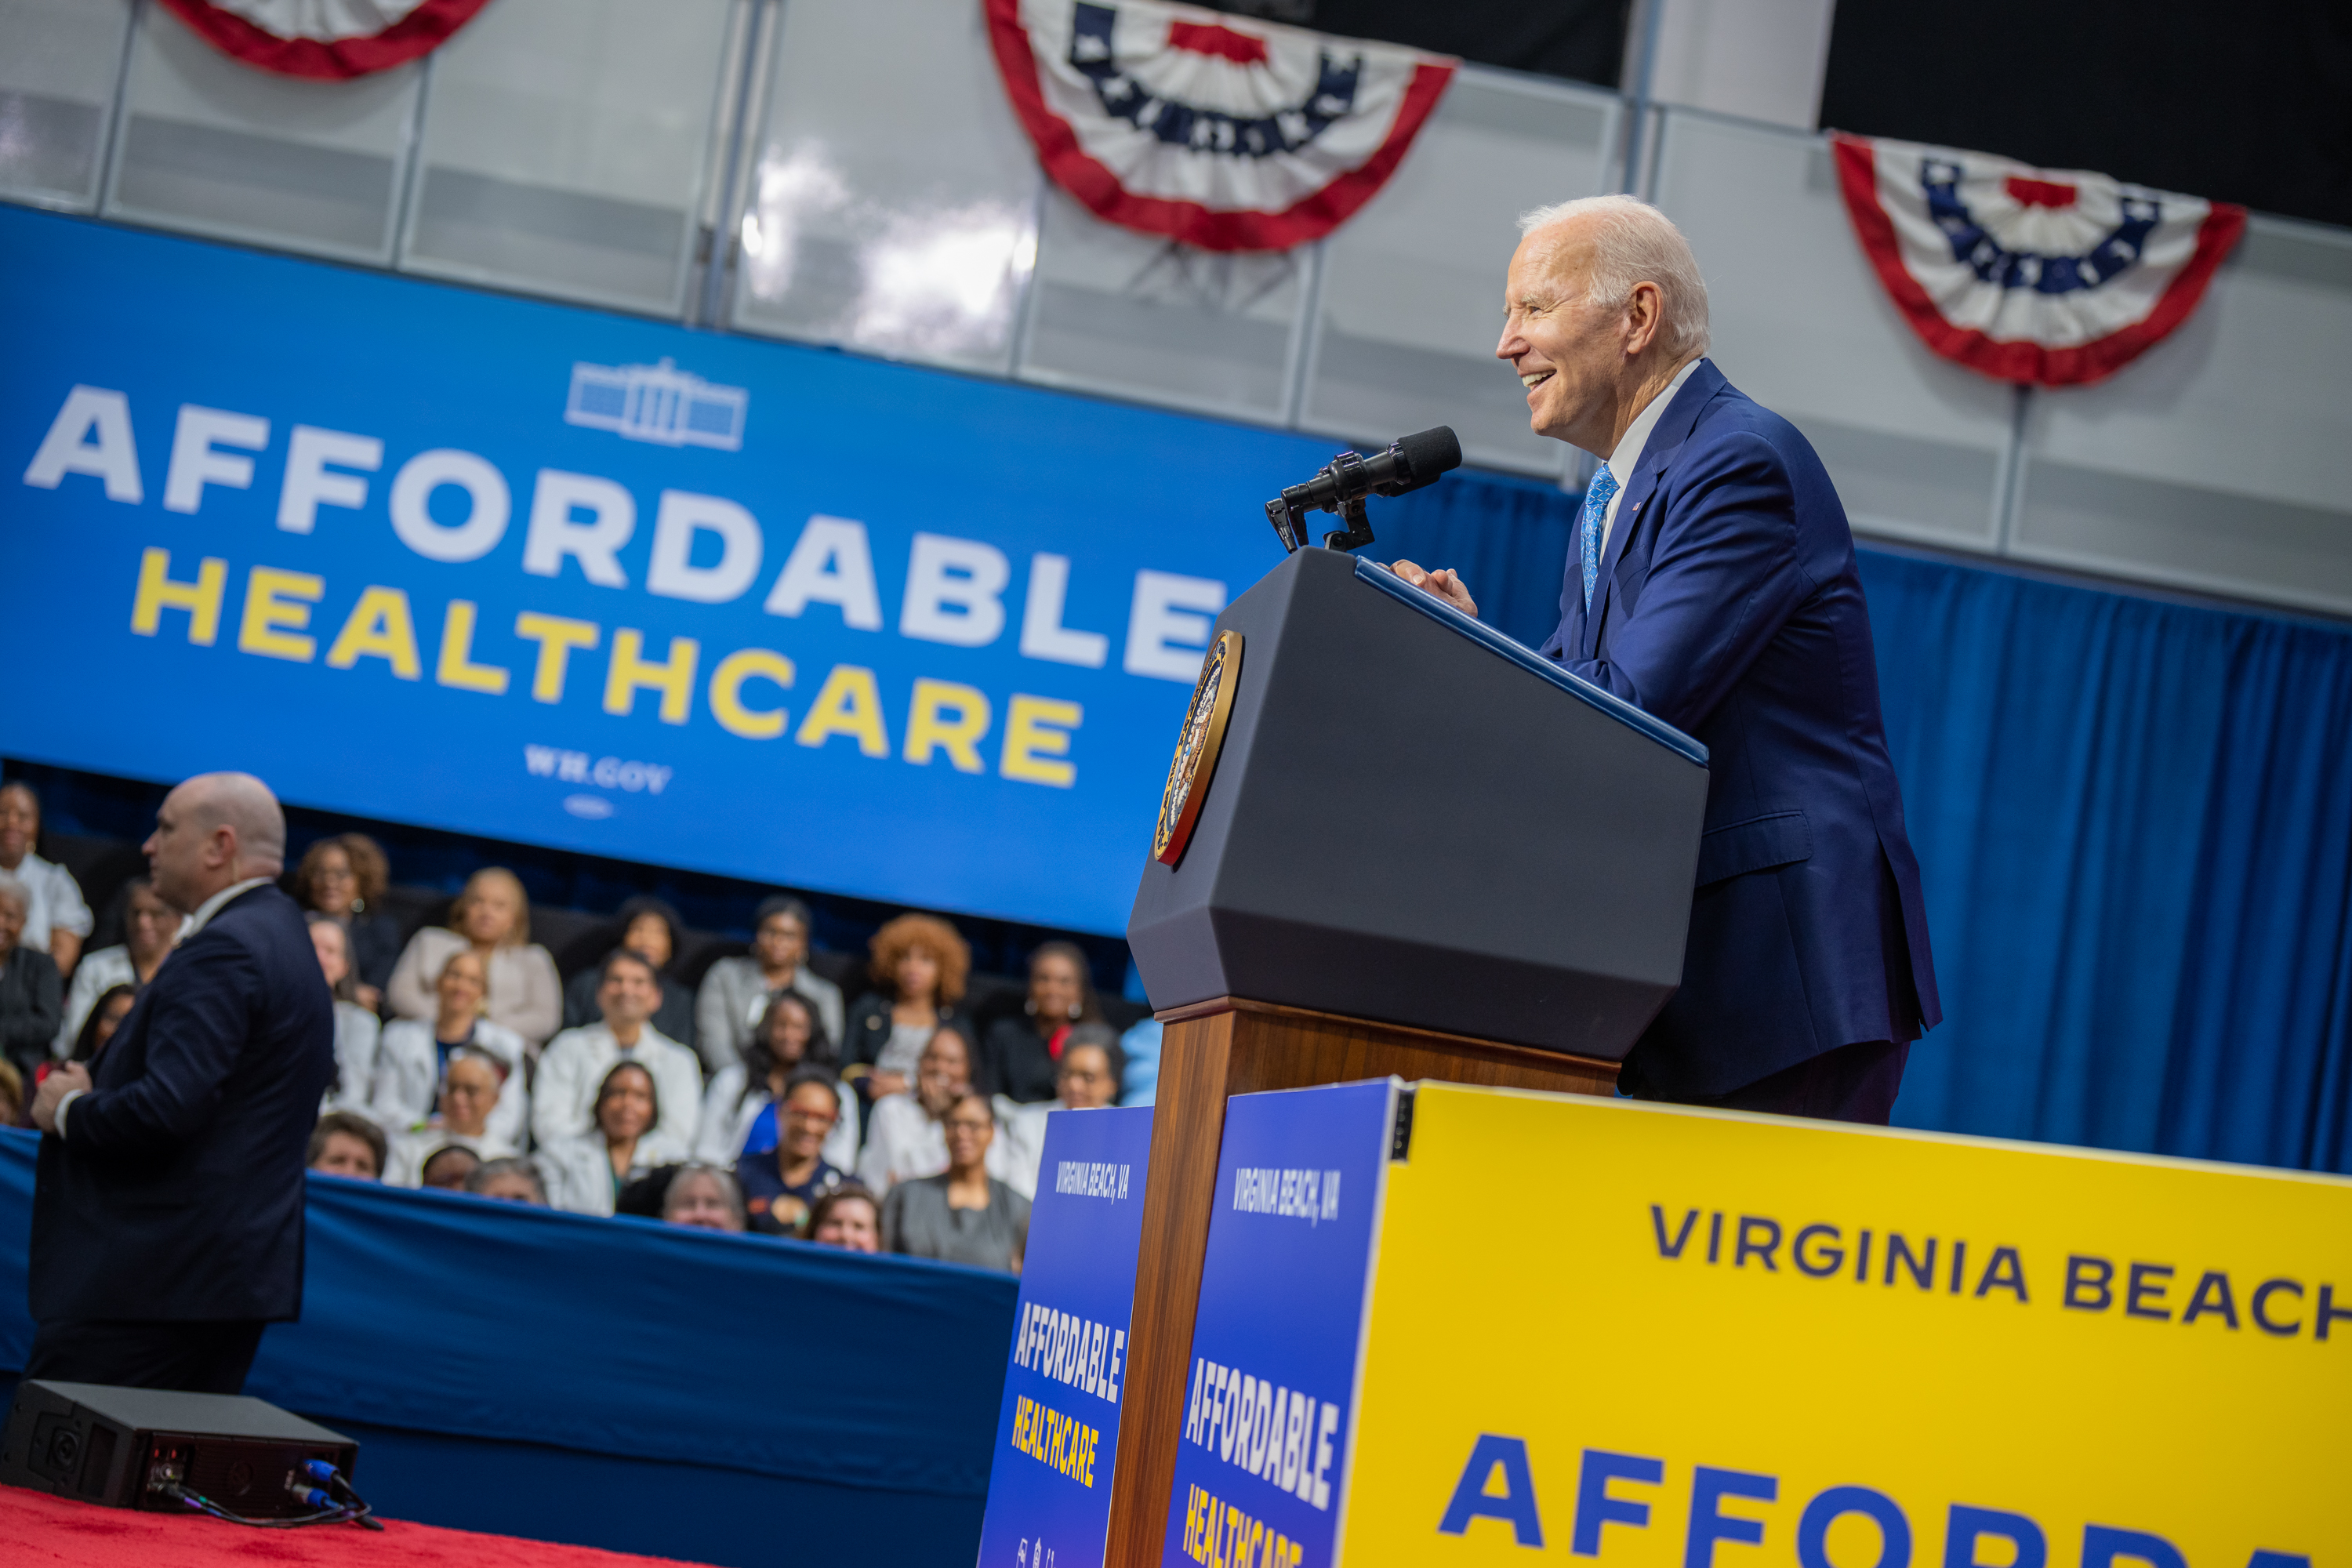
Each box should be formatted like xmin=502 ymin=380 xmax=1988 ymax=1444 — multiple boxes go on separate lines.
xmin=1398 ymin=426 xmax=1462 ymax=483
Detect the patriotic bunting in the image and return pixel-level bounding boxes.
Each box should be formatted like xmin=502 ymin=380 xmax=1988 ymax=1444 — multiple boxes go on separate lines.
xmin=985 ymin=0 xmax=1455 ymax=252
xmin=156 ymin=0 xmax=491 ymax=80
xmin=1831 ymin=133 xmax=2245 ymax=386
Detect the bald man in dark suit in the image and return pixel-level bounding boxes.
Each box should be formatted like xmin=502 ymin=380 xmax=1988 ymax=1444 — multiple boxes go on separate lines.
xmin=27 ymin=771 xmax=336 ymax=1392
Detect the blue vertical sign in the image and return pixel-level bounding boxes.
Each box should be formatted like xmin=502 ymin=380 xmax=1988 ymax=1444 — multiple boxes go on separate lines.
xmin=1163 ymin=1080 xmax=1396 ymax=1568
xmin=978 ymin=1105 xmax=1155 ymax=1568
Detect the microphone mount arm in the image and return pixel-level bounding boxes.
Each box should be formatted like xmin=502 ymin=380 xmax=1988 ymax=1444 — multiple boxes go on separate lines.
xmin=1267 ymin=450 xmax=1378 ymax=555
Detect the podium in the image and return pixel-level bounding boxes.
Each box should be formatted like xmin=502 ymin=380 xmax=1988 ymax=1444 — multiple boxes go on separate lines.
xmin=1108 ymin=546 xmax=1711 ymax=1563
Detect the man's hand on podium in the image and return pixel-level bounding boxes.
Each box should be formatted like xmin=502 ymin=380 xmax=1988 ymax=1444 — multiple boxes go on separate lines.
xmin=1390 ymin=561 xmax=1479 ymax=619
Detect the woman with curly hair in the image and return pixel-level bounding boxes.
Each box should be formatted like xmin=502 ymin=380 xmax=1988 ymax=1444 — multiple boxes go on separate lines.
xmin=840 ymin=913 xmax=974 ymax=1103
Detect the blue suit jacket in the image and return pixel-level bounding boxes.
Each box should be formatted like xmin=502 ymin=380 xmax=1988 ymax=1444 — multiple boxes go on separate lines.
xmin=1542 ymin=360 xmax=1941 ymax=1096
xmin=31 ymin=883 xmax=337 ymax=1323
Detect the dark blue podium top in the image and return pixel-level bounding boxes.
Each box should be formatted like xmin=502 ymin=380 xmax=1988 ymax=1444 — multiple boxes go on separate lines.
xmin=1353 ymin=557 xmax=1709 ymax=768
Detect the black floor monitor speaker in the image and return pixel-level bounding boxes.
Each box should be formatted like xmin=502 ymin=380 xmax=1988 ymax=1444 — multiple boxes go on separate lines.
xmin=0 ymin=1380 xmax=358 ymax=1515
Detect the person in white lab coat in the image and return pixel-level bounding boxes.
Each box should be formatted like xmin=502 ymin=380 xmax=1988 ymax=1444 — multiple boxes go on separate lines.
xmin=307 ymin=915 xmax=380 ymax=1117
xmin=534 ymin=951 xmax=701 ymax=1152
xmin=540 ymin=1060 xmax=690 ymax=1218
xmin=385 ymin=1049 xmax=517 ymax=1185
xmin=368 ymin=947 xmax=528 ymax=1147
xmin=857 ymin=1025 xmax=1005 ymax=1195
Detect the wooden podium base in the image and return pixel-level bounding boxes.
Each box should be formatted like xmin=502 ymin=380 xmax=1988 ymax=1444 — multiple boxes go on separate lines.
xmin=1102 ymin=996 xmax=1620 ymax=1566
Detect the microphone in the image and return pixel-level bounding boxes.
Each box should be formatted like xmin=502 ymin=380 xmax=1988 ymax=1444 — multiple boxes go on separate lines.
xmin=1266 ymin=426 xmax=1462 ymax=554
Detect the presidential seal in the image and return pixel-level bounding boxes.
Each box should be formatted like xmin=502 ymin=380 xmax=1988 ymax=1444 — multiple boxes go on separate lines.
xmin=1152 ymin=628 xmax=1243 ymax=867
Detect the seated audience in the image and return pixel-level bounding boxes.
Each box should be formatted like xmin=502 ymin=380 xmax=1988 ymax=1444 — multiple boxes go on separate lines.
xmin=369 ymin=946 xmax=528 ymax=1145
xmin=0 ymin=782 xmax=91 ymax=979
xmin=55 ymin=877 xmax=174 ymax=1054
xmin=737 ymin=1071 xmax=851 ymax=1235
xmin=308 ymin=1110 xmax=387 ymax=1181
xmin=308 ymin=914 xmax=383 ymax=1113
xmin=662 ymin=1164 xmax=749 ymax=1232
xmin=695 ymin=990 xmax=858 ymax=1171
xmin=0 ymin=1058 xmax=24 ymax=1128
xmin=806 ymin=1185 xmax=882 ymax=1254
xmin=293 ymin=833 xmax=402 ymax=1012
xmin=386 ymin=868 xmax=563 ymax=1050
xmin=561 ymin=895 xmax=697 ymax=1055
xmin=540 ymin=1061 xmax=692 ymax=1218
xmin=386 ymin=1047 xmax=516 ymax=1185
xmin=880 ymin=1092 xmax=1029 ymax=1273
xmin=0 ymin=874 xmax=64 ymax=1086
xmin=843 ymin=913 xmax=975 ymax=1103
xmin=419 ymin=1144 xmax=482 ymax=1191
xmin=858 ymin=1025 xmax=1006 ymax=1193
xmin=981 ymin=942 xmax=1105 ymax=1105
xmin=697 ymin=896 xmax=845 ymax=1071
xmin=465 ymin=1156 xmax=548 ymax=1205
xmin=67 ymin=983 xmax=136 ymax=1065
xmin=1000 ymin=1027 xmax=1126 ymax=1200
xmin=535 ymin=950 xmax=702 ymax=1149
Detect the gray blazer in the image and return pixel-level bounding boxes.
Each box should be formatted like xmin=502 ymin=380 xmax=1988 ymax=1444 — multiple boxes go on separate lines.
xmin=693 ymin=955 xmax=844 ymax=1072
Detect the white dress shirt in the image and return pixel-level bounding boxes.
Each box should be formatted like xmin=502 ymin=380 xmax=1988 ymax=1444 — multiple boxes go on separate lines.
xmin=1599 ymin=356 xmax=1704 ymax=555
xmin=532 ymin=1022 xmax=702 ymax=1150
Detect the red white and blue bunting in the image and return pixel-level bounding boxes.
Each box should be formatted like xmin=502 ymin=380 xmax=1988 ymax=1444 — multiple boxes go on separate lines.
xmin=985 ymin=0 xmax=1454 ymax=252
xmin=156 ymin=0 xmax=490 ymax=80
xmin=1832 ymin=133 xmax=2245 ymax=387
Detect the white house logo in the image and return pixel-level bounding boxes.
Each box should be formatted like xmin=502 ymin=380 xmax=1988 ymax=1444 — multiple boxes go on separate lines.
xmin=564 ymin=358 xmax=747 ymax=451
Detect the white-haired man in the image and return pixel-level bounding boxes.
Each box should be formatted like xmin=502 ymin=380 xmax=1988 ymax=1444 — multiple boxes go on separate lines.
xmin=27 ymin=771 xmax=336 ymax=1391
xmin=1396 ymin=196 xmax=1940 ymax=1123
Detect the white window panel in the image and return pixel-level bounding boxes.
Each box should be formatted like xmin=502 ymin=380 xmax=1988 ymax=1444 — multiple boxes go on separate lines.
xmin=1301 ymin=71 xmax=1621 ymax=479
xmin=1017 ymin=185 xmax=1306 ymax=422
xmin=400 ymin=0 xmax=736 ymax=316
xmin=2013 ymin=217 xmax=2352 ymax=618
xmin=732 ymin=0 xmax=1039 ymax=376
xmin=0 ymin=0 xmax=131 ymax=212
xmin=103 ymin=0 xmax=419 ymax=263
xmin=1650 ymin=111 xmax=2016 ymax=552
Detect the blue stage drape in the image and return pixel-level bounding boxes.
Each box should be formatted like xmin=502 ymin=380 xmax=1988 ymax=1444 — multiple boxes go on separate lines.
xmin=0 ymin=1128 xmax=1014 ymax=1563
xmin=1385 ymin=474 xmax=2352 ymax=1172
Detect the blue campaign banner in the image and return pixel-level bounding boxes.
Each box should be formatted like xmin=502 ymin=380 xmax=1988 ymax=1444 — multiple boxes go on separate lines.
xmin=0 ymin=206 xmax=1344 ymax=934
xmin=1165 ymin=1080 xmax=1396 ymax=1568
xmin=978 ymin=1104 xmax=1155 ymax=1568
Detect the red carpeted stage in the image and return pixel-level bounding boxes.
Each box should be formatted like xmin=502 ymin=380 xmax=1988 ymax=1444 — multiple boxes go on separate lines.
xmin=3 ymin=1484 xmax=720 ymax=1568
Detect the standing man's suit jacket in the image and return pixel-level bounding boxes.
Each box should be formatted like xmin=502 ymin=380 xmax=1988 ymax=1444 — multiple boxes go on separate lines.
xmin=1541 ymin=359 xmax=1941 ymax=1097
xmin=31 ymin=884 xmax=336 ymax=1323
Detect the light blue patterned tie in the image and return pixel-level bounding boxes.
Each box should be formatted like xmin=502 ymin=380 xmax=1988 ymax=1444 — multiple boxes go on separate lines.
xmin=1579 ymin=461 xmax=1618 ymax=612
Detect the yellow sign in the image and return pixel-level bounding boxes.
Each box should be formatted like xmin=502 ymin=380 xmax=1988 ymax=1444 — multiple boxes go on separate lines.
xmin=1335 ymin=1085 xmax=2350 ymax=1566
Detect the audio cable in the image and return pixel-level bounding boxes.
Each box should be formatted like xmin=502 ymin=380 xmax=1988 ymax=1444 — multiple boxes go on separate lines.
xmin=164 ymin=1459 xmax=383 ymax=1530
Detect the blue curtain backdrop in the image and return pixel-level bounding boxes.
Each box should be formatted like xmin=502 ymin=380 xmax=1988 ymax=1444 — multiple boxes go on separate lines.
xmin=1382 ymin=473 xmax=2352 ymax=1173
